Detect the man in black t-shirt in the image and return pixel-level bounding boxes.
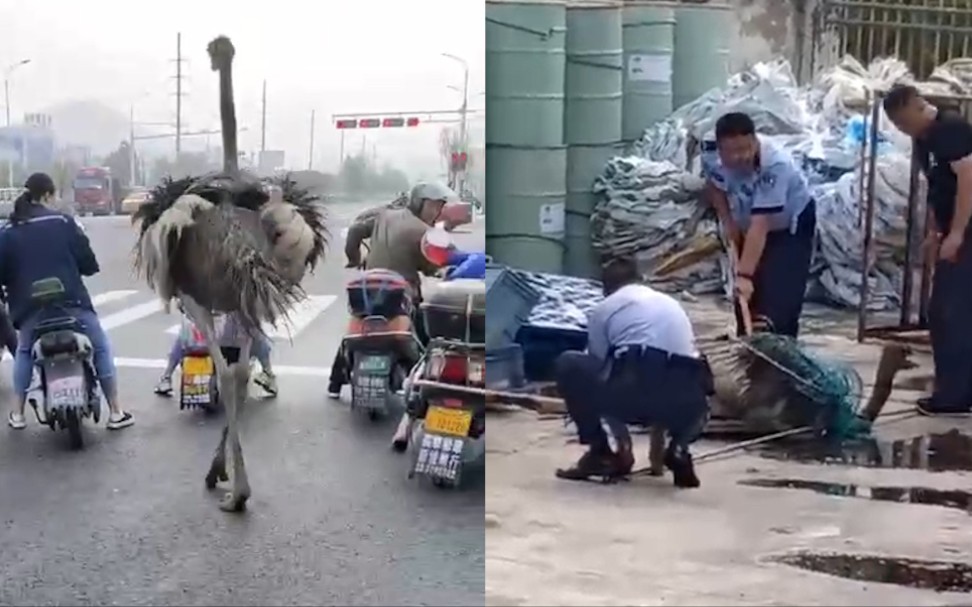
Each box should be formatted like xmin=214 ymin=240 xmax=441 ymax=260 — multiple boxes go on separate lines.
xmin=884 ymin=84 xmax=972 ymax=417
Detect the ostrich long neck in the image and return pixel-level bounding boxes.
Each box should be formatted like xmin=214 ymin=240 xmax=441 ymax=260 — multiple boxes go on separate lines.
xmin=219 ymin=62 xmax=239 ymax=175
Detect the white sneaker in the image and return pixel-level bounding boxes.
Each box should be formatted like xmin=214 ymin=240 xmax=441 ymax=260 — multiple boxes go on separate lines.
xmin=7 ymin=411 xmax=25 ymax=430
xmin=154 ymin=376 xmax=173 ymax=396
xmin=107 ymin=411 xmax=134 ymax=430
xmin=254 ymin=370 xmax=278 ymax=396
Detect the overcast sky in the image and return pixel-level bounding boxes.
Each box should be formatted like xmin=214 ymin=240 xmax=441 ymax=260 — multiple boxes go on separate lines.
xmin=0 ymin=0 xmax=484 ymax=177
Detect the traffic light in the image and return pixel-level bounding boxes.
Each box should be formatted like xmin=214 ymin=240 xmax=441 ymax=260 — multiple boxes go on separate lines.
xmin=382 ymin=117 xmax=405 ymax=127
xmin=335 ymin=119 xmax=357 ymax=129
xmin=406 ymin=117 xmax=420 ymax=127
xmin=358 ymin=118 xmax=381 ymax=128
xmin=450 ymin=151 xmax=468 ymax=171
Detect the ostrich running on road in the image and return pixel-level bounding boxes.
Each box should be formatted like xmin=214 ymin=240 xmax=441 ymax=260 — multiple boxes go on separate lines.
xmin=132 ymin=36 xmax=328 ymax=512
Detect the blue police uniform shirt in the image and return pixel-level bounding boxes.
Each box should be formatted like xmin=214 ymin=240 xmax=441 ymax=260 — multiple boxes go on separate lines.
xmin=586 ymin=283 xmax=697 ymax=363
xmin=701 ymin=135 xmax=811 ymax=234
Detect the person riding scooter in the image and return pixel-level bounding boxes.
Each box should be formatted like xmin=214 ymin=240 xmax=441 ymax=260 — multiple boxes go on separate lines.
xmin=328 ymin=181 xmax=457 ymax=399
xmin=0 ymin=173 xmax=134 ymax=431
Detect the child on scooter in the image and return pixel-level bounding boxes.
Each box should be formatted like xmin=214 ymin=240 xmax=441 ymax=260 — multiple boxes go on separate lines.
xmin=153 ymin=309 xmax=278 ymax=397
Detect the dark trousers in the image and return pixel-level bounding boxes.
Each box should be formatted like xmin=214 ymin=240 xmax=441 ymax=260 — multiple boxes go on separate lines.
xmin=929 ymin=240 xmax=972 ymax=409
xmin=735 ymin=201 xmax=816 ymax=338
xmin=0 ymin=305 xmax=16 ymax=356
xmin=556 ymin=348 xmax=712 ymax=453
xmin=328 ymin=307 xmax=427 ymax=389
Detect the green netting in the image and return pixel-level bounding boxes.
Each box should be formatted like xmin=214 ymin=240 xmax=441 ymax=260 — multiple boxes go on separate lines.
xmin=738 ymin=333 xmax=871 ymax=441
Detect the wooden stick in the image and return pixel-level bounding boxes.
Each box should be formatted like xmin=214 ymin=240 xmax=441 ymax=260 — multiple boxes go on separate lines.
xmin=416 ymin=379 xmax=568 ymax=414
xmin=727 ymin=241 xmax=753 ymax=336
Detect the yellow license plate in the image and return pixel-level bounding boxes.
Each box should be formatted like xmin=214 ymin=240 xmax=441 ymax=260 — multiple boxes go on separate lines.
xmin=183 ymin=356 xmax=214 ymax=377
xmin=425 ymin=406 xmax=473 ymax=437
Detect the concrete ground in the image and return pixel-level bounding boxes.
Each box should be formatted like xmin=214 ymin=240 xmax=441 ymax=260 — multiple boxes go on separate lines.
xmin=486 ymin=298 xmax=972 ymax=607
xmin=0 ymin=203 xmax=485 ymax=606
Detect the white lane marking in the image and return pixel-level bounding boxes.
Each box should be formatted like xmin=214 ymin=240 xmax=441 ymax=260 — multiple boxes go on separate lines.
xmin=0 ymin=290 xmax=138 ymax=361
xmin=164 ymin=295 xmax=338 ymax=339
xmin=113 ymin=357 xmax=331 ymax=377
xmin=100 ymin=300 xmax=165 ymax=331
xmin=91 ymin=290 xmax=139 ymax=307
xmin=269 ymin=295 xmax=337 ymax=340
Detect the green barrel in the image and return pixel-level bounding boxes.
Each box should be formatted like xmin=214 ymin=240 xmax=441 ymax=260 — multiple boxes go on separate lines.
xmin=621 ymin=1 xmax=676 ymax=143
xmin=565 ymin=142 xmax=624 ymax=277
xmin=486 ymin=0 xmax=568 ymax=274
xmin=673 ymin=1 xmax=731 ymax=110
xmin=565 ymin=0 xmax=623 ymax=144
xmin=565 ymin=0 xmax=623 ymax=278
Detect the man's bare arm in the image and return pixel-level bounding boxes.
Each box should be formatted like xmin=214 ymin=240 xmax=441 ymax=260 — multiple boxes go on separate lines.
xmin=705 ymin=183 xmax=741 ymax=248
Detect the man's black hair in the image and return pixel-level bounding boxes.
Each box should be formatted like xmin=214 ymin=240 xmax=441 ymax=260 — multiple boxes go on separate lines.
xmin=715 ymin=112 xmax=756 ymax=140
xmin=882 ymin=83 xmax=920 ymax=114
xmin=601 ymin=256 xmax=640 ymax=294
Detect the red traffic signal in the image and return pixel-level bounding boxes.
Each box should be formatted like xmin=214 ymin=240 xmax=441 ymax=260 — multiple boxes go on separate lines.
xmin=450 ymin=151 xmax=468 ymax=170
xmin=382 ymin=117 xmax=405 ymax=127
xmin=335 ymin=119 xmax=357 ymax=129
xmin=359 ymin=118 xmax=381 ymax=128
xmin=406 ymin=117 xmax=420 ymax=127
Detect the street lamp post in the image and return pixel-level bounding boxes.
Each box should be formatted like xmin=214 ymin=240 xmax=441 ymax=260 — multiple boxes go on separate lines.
xmin=441 ymin=53 xmax=469 ymax=193
xmin=4 ymin=59 xmax=31 ymax=127
xmin=4 ymin=59 xmax=31 ymax=187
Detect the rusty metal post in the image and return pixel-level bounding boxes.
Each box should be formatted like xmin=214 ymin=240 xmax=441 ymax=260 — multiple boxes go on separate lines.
xmin=857 ymin=98 xmax=882 ymax=342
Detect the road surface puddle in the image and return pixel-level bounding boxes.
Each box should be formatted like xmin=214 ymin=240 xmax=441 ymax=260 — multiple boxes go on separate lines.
xmin=758 ymin=429 xmax=972 ymax=472
xmin=739 ymin=478 xmax=972 ymax=513
xmin=769 ymin=551 xmax=972 ymax=592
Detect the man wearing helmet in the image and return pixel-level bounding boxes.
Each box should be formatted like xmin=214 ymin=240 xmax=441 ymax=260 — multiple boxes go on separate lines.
xmin=328 ymin=181 xmax=456 ymax=399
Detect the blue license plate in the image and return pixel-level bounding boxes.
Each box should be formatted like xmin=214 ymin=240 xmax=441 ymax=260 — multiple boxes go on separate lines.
xmin=358 ymin=355 xmax=391 ymax=373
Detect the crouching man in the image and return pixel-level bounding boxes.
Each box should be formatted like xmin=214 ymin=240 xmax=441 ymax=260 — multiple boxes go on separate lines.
xmin=554 ymin=257 xmax=713 ymax=488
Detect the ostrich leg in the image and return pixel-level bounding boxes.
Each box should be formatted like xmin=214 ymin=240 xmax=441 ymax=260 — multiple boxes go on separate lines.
xmin=220 ymin=335 xmax=253 ymax=512
xmin=179 ymin=296 xmax=244 ymax=512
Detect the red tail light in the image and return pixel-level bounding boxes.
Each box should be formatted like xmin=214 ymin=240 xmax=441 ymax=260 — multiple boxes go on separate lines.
xmin=428 ymin=352 xmax=485 ymax=385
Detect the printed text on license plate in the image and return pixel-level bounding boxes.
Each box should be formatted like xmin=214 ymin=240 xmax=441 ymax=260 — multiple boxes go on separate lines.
xmin=48 ymin=375 xmax=85 ymax=407
xmin=425 ymin=406 xmax=473 ymax=437
xmin=184 ymin=356 xmax=214 ymax=376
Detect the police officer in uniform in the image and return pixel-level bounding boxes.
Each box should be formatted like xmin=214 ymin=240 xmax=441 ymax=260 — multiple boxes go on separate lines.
xmin=702 ymin=112 xmax=817 ymax=338
xmin=554 ymin=257 xmax=712 ymax=488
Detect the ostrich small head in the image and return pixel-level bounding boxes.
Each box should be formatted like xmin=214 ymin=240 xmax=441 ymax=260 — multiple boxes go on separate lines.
xmin=207 ymin=36 xmax=235 ymax=71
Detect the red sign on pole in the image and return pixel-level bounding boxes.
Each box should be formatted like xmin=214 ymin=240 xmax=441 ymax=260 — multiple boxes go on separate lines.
xmin=335 ymin=116 xmax=421 ymax=128
xmin=450 ymin=151 xmax=468 ymax=171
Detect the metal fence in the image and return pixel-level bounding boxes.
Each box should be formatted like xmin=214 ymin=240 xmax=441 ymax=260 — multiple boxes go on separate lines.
xmin=814 ymin=0 xmax=972 ymax=79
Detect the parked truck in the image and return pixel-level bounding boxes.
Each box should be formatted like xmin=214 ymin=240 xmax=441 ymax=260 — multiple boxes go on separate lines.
xmin=72 ymin=166 xmax=121 ymax=216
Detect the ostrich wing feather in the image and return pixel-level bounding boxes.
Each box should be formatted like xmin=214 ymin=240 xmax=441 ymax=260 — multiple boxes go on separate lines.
xmin=264 ymin=173 xmax=329 ymax=272
xmin=134 ymin=178 xmax=303 ymax=335
xmin=174 ymin=203 xmax=303 ymax=333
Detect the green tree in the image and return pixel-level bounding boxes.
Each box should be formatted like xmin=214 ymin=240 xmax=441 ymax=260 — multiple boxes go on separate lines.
xmin=103 ymin=141 xmax=141 ymax=187
xmin=339 ymin=154 xmax=370 ymax=195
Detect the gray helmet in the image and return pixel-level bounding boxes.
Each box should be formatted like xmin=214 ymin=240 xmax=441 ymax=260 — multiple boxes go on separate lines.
xmin=407 ymin=181 xmax=457 ymax=216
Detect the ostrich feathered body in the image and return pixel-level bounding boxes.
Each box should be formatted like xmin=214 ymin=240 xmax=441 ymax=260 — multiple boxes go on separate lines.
xmin=132 ymin=171 xmax=329 ymax=334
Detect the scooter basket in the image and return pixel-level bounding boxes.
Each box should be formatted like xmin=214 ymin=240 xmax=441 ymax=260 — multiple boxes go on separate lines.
xmin=346 ymin=269 xmax=411 ymax=319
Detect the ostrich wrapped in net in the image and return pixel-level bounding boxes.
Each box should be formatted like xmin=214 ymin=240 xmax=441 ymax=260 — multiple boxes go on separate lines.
xmin=702 ymin=332 xmax=869 ymax=440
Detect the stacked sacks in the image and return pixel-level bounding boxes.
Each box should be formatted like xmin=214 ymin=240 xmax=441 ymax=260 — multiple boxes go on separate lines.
xmin=591 ymin=56 xmax=928 ymax=310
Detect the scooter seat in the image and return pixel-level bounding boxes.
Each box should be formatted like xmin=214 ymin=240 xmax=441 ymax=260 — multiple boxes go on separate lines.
xmin=32 ymin=329 xmax=92 ymax=359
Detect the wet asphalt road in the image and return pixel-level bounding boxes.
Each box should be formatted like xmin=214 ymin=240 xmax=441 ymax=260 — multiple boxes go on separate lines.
xmin=0 ymin=203 xmax=485 ymax=606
